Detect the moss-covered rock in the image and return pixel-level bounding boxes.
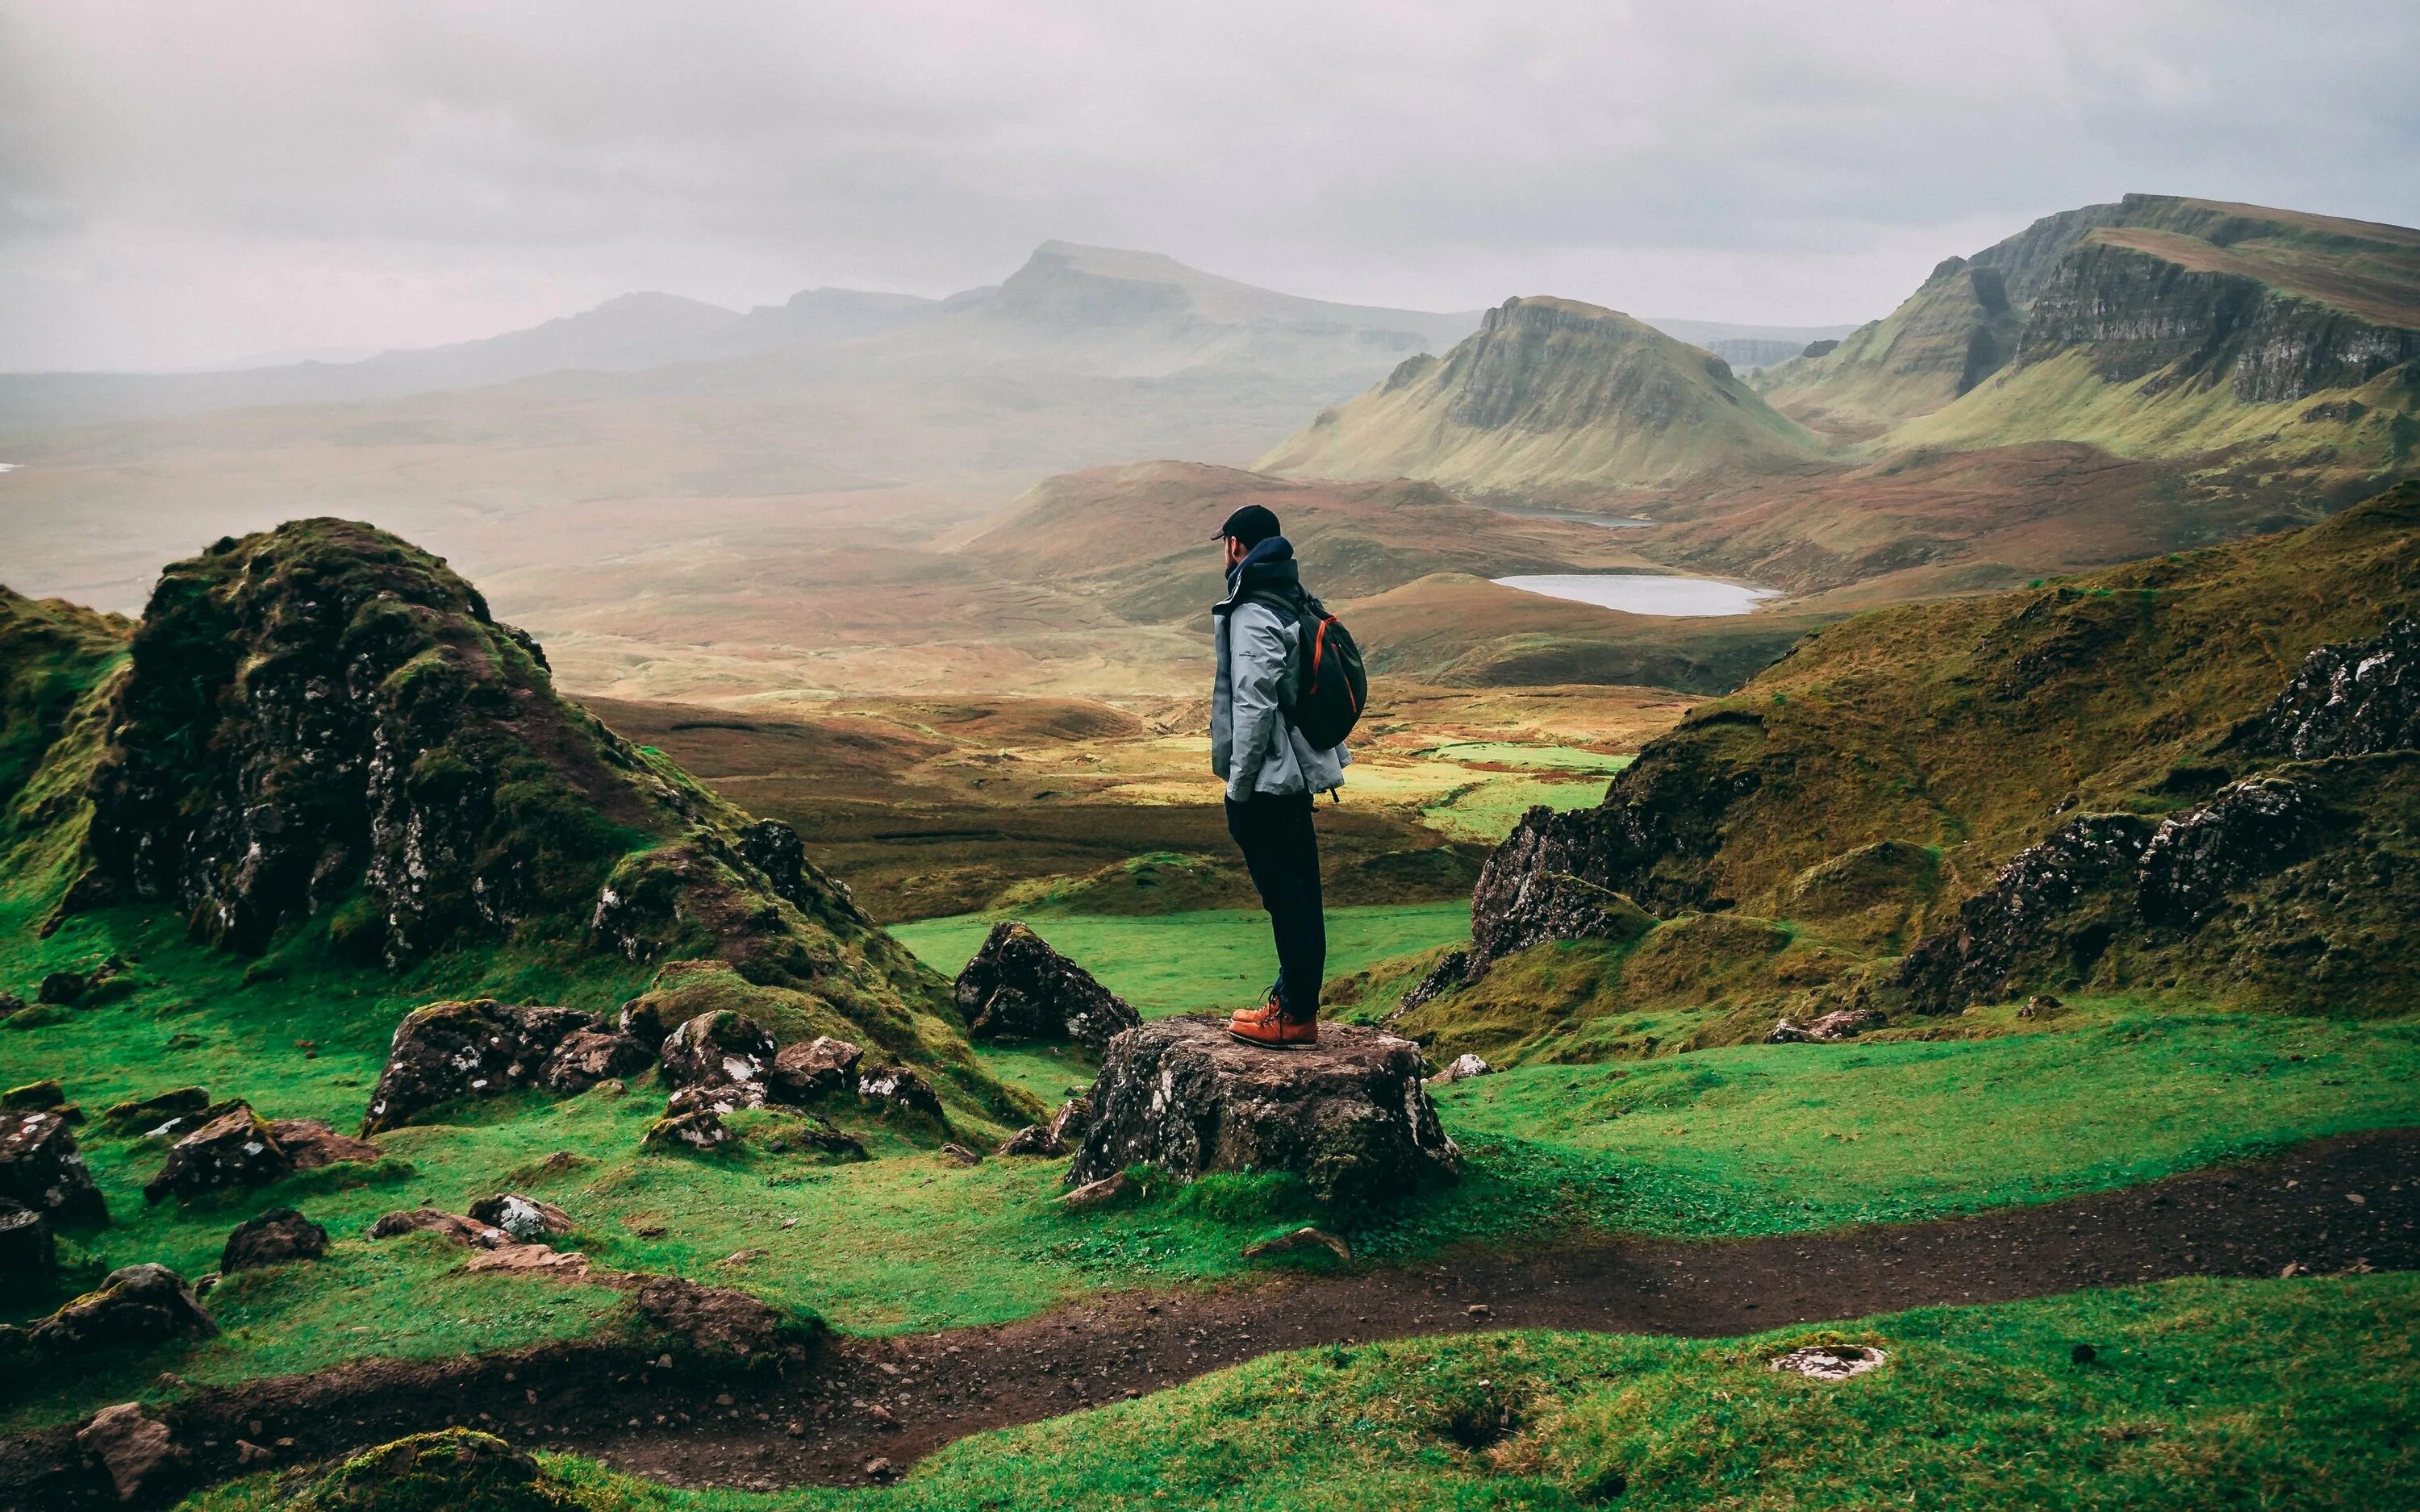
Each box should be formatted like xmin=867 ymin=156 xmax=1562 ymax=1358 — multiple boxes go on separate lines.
xmin=291 ymin=1429 xmax=582 ymax=1512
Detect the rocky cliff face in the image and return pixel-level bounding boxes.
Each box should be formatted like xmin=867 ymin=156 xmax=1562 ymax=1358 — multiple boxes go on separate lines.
xmin=1758 ymin=256 xmax=2026 ymax=436
xmin=2017 ymin=236 xmax=2420 ymax=405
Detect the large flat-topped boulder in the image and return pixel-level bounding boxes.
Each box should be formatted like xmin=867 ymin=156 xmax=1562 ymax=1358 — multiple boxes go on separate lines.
xmin=1066 ymin=1015 xmax=1458 ymax=1206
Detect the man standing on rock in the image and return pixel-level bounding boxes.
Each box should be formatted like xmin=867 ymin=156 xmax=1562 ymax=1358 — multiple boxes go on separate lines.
xmin=1212 ymin=503 xmax=1348 ymax=1048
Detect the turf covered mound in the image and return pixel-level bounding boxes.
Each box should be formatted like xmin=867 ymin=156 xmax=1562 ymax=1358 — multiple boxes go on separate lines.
xmin=1407 ymin=481 xmax=2420 ymax=1052
xmin=5 ymin=519 xmax=1023 ymax=1123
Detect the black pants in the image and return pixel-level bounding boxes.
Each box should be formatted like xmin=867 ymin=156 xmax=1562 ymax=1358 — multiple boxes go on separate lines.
xmin=1225 ymin=792 xmax=1326 ymax=1019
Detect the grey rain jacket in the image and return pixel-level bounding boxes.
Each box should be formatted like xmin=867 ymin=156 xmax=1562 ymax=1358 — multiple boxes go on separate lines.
xmin=1211 ymin=535 xmax=1350 ymax=802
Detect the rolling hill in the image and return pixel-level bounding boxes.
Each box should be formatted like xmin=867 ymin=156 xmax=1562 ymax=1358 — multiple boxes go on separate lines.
xmin=1257 ymin=296 xmax=1826 ymax=498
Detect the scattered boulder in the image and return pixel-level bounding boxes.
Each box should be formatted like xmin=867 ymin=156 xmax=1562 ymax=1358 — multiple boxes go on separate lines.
xmin=222 ymin=1207 xmax=330 ymax=1272
xmin=770 ymin=1035 xmax=862 ymax=1103
xmin=541 ymin=1028 xmax=652 ymax=1093
xmin=952 ymin=921 xmax=1142 ymax=1052
xmin=644 ymin=1110 xmax=734 ymax=1152
xmin=857 ymin=1063 xmax=944 ymax=1123
xmin=658 ymin=1010 xmax=778 ymax=1101
xmin=19 ymin=1263 xmax=216 ymax=1352
xmin=615 ymin=996 xmax=673 ymax=1052
xmin=1769 ymin=1343 xmax=1887 ymax=1381
xmin=287 ymin=1427 xmax=581 ymax=1512
xmin=100 ymin=1086 xmax=211 ymax=1135
xmin=2238 ymin=617 xmax=2420 ymax=760
xmin=267 ymin=1118 xmax=382 ymax=1170
xmin=363 ymin=1000 xmax=606 ymax=1135
xmin=1047 ymin=1094 xmax=1091 ymax=1146
xmin=1056 ymin=1171 xmax=1136 ymax=1210
xmin=666 ymin=1081 xmax=766 ymax=1117
xmin=2 ymin=1078 xmax=65 ymax=1111
xmin=460 ymin=1244 xmax=591 ymax=1280
xmin=0 ymin=1199 xmax=56 ymax=1277
xmin=2019 ymin=993 xmax=2063 ymax=1019
xmin=37 ymin=970 xmax=88 ymax=1006
xmin=1767 ymin=1010 xmax=1882 ymax=1044
xmin=628 ymin=1275 xmax=816 ymax=1364
xmin=77 ymin=1402 xmax=186 ymax=1503
xmin=367 ymin=1208 xmax=509 ymax=1249
xmin=1429 ymin=1053 xmax=1491 ymax=1085
xmin=467 ymin=1193 xmax=573 ymax=1243
xmin=0 ymin=1108 xmax=106 ymax=1221
xmin=1066 ymin=1015 xmax=1459 ymax=1206
xmin=939 ymin=1143 xmax=983 ymax=1167
xmin=1241 ymin=1227 xmax=1351 ymax=1262
xmin=144 ymin=1105 xmax=289 ymax=1203
xmin=0 ymin=991 xmax=19 ymax=1018
xmin=996 ymin=1125 xmax=1066 ymax=1158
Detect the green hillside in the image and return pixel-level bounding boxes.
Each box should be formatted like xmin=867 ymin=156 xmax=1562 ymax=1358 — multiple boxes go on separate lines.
xmin=1257 ymin=296 xmax=1826 ymax=497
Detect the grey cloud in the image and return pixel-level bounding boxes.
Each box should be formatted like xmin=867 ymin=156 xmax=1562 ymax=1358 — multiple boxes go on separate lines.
xmin=3 ymin=0 xmax=2416 ymax=369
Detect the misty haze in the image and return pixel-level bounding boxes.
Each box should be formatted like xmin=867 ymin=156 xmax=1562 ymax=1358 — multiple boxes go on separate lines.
xmin=2 ymin=5 xmax=2418 ymax=1508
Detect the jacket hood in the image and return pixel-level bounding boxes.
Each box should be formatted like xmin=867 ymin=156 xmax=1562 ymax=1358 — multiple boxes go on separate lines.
xmin=1216 ymin=535 xmax=1300 ymax=612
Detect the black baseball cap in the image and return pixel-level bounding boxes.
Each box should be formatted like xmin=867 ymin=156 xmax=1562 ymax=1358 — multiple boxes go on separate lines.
xmin=1212 ymin=503 xmax=1282 ymax=547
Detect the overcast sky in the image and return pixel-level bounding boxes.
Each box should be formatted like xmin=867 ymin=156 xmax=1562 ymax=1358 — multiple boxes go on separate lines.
xmin=4 ymin=0 xmax=2415 ymax=373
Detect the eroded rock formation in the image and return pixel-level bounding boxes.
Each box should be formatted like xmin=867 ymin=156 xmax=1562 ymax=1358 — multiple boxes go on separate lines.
xmin=953 ymin=921 xmax=1141 ymax=1052
xmin=1066 ymin=1015 xmax=1458 ymax=1206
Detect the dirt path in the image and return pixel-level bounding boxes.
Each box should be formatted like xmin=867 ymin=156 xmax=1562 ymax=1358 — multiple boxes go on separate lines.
xmin=13 ymin=1130 xmax=2416 ymax=1507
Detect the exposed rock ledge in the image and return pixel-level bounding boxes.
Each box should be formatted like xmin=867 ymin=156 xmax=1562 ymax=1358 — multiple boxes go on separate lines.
xmin=1065 ymin=1016 xmax=1458 ymax=1206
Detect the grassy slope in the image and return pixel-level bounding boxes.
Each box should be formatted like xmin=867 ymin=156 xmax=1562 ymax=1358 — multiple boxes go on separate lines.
xmin=187 ymin=1275 xmax=2420 ymax=1511
xmin=1758 ymin=260 xmax=2020 ymax=439
xmin=1258 ymin=298 xmax=1825 ymax=494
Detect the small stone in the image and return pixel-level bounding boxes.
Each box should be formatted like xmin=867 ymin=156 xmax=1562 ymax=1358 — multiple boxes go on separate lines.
xmin=100 ymin=1086 xmax=211 ymax=1135
xmin=2071 ymin=1343 xmax=2097 ymax=1364
xmin=76 ymin=1403 xmax=186 ymax=1502
xmin=1769 ymin=1344 xmax=1886 ymax=1380
xmin=863 ymin=1456 xmax=897 ymax=1481
xmin=2020 ymin=994 xmax=2063 ymax=1020
xmin=144 ymin=1105 xmax=291 ymax=1203
xmin=0 ymin=1109 xmax=106 ymax=1221
xmin=265 ymin=1118 xmax=381 ymax=1170
xmin=770 ymin=1035 xmax=863 ymax=1104
xmin=1057 ymin=1172 xmax=1136 ymax=1210
xmin=1046 ymin=1094 xmax=1092 ymax=1147
xmin=1428 ymin=1053 xmax=1491 ymax=1085
xmin=996 ymin=1125 xmax=1066 ymax=1158
xmin=1465 ymin=1303 xmax=1492 ymax=1318
xmin=938 ymin=1143 xmax=983 ymax=1167
xmin=236 ymin=1439 xmax=273 ymax=1466
xmin=0 ymin=1200 xmax=56 ymax=1278
xmin=857 ymin=1064 xmax=944 ymax=1123
xmin=221 ymin=1207 xmax=330 ymax=1272
xmin=23 ymin=1263 xmax=216 ymax=1353
xmin=1 ymin=1079 xmax=65 ymax=1111
xmin=465 ymin=1193 xmax=573 ymax=1242
xmin=366 ymin=1208 xmax=509 ymax=1249
xmin=644 ymin=1110 xmax=734 ymax=1152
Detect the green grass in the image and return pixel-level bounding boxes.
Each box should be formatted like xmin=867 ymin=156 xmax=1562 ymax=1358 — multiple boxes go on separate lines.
xmin=184 ymin=1275 xmax=2420 ymax=1510
xmin=1416 ymin=744 xmax=1634 ymax=773
xmin=1421 ymin=776 xmax=1608 ymax=845
xmin=891 ymin=902 xmax=1475 ymax=1018
xmin=1430 ymin=1004 xmax=2420 ymax=1236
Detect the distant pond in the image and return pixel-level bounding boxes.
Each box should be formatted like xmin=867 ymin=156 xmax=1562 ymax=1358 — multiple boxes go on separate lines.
xmin=1492 ymin=573 xmax=1779 ymax=617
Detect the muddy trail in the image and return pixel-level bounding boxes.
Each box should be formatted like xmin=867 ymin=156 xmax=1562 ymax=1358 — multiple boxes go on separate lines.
xmin=12 ymin=1130 xmax=2416 ymax=1508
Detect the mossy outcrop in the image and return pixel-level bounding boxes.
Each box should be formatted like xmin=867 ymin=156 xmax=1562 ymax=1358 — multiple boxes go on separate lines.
xmin=1427 ymin=482 xmax=2420 ymax=1054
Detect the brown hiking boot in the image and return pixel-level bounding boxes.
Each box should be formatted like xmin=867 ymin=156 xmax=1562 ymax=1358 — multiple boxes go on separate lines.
xmin=1227 ymin=1004 xmax=1317 ymax=1047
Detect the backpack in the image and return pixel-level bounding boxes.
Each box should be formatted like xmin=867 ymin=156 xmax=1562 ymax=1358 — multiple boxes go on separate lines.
xmin=1242 ymin=585 xmax=1369 ymax=750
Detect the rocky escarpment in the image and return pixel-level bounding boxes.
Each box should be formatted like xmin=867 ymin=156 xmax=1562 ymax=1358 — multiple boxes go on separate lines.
xmin=1421 ymin=489 xmax=2420 ymax=1039
xmin=2016 ymin=234 xmax=2420 ymax=405
xmin=1759 ymin=256 xmax=2024 ymax=435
